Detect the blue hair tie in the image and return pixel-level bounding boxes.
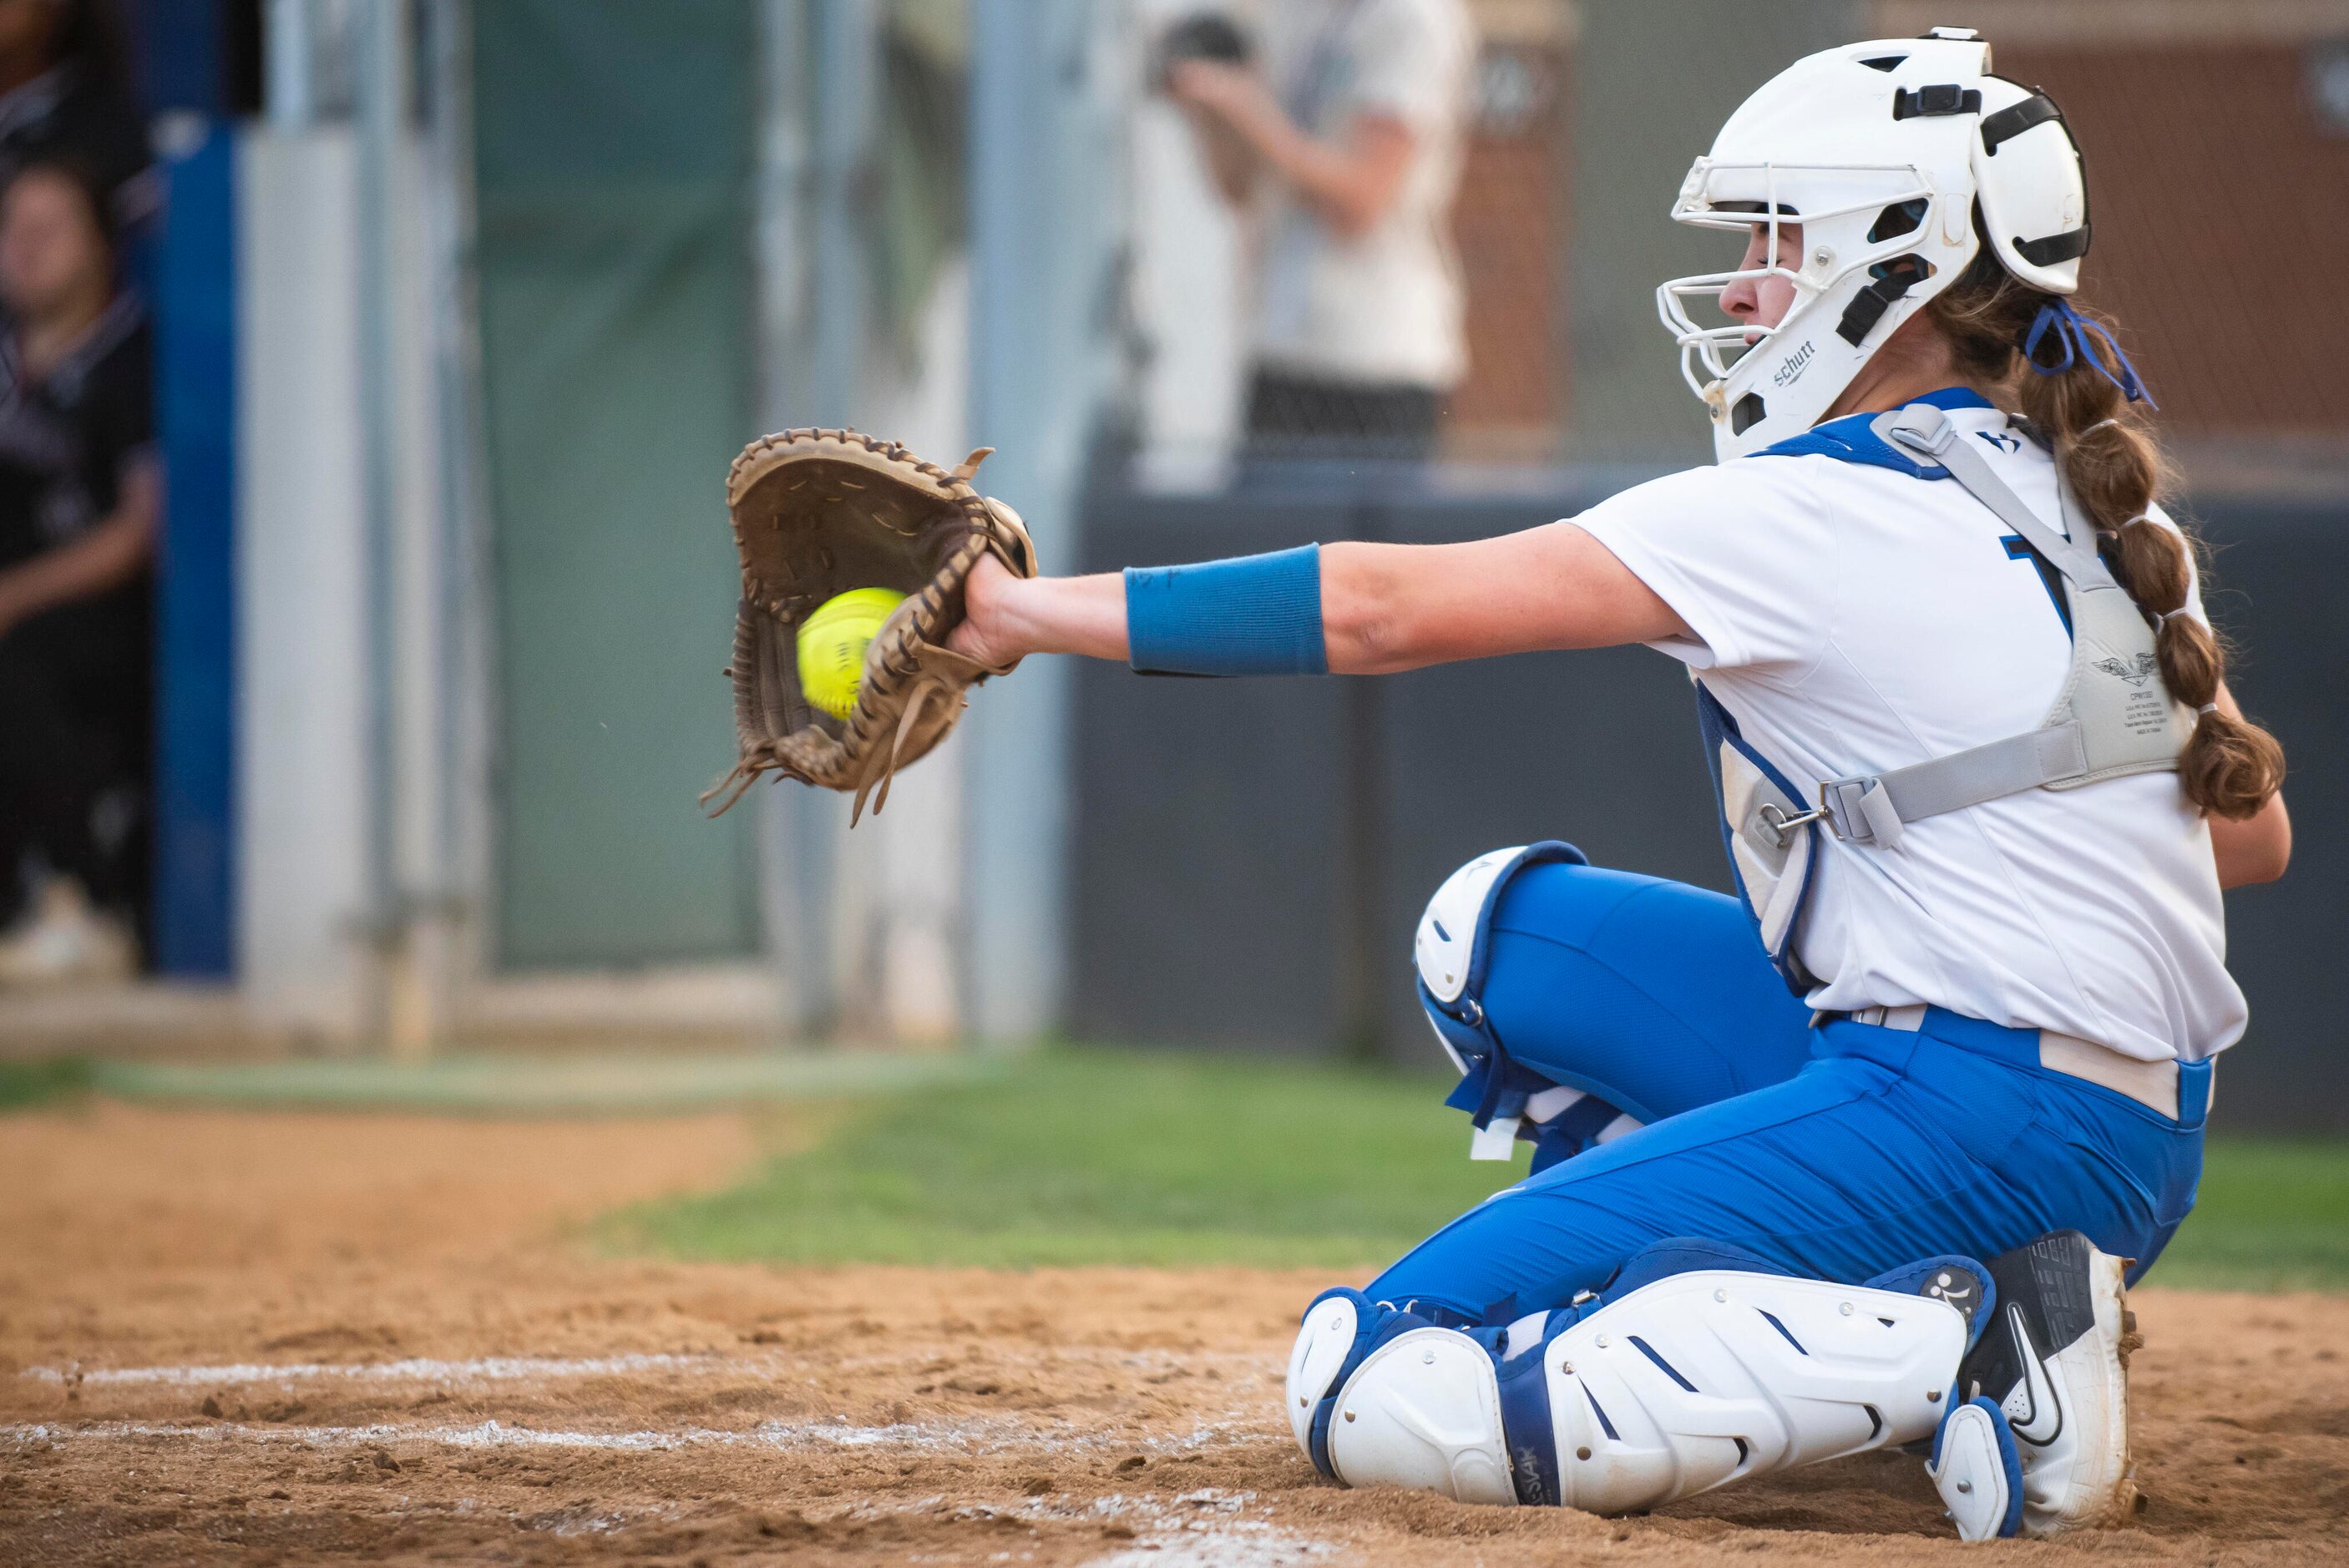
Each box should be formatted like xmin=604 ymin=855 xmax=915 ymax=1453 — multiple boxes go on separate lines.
xmin=2022 ymin=298 xmax=2157 ymax=408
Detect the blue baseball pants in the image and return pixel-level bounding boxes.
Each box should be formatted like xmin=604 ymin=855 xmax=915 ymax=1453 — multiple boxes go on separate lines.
xmin=1371 ymin=859 xmax=2209 ymax=1323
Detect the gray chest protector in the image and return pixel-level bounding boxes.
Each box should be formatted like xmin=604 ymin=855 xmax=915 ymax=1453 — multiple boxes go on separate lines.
xmin=1714 ymin=402 xmax=2195 ymax=989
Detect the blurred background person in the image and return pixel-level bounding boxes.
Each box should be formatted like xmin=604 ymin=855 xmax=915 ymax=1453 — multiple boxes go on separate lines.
xmin=0 ymin=0 xmax=149 ymax=230
xmin=1162 ymin=0 xmax=1477 ymax=466
xmin=0 ymin=155 xmax=155 ymax=986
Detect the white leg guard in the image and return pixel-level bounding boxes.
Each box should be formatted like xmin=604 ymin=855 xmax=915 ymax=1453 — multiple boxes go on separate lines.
xmin=1291 ymin=1269 xmax=1967 ymax=1517
xmin=1324 ymin=1327 xmax=1518 ymax=1505
xmin=1539 ymin=1270 xmax=1965 ymax=1515
xmin=1286 ymin=1292 xmax=1517 ymax=1505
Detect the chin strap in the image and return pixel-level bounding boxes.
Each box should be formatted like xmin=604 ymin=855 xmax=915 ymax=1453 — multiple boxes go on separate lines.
xmin=1835 ymin=254 xmax=1931 ymax=346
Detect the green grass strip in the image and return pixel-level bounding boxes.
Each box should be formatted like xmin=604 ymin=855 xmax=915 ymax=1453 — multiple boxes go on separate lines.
xmin=0 ymin=1055 xmax=95 ymax=1111
xmin=608 ymin=1047 xmax=1516 ymax=1268
xmin=2154 ymin=1137 xmax=2349 ymax=1292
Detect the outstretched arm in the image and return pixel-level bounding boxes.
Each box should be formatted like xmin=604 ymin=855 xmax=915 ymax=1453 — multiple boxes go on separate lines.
xmin=950 ymin=525 xmax=1690 ymax=673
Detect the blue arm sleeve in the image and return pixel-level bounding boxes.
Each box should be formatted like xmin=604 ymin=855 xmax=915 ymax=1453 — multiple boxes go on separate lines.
xmin=1124 ymin=544 xmax=1329 ymax=676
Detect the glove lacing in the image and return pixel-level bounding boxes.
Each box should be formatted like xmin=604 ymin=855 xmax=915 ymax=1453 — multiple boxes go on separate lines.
xmin=848 ymin=641 xmax=1009 ymax=825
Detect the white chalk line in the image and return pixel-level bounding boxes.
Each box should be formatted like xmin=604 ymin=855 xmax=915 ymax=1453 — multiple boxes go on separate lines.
xmin=1 ymin=1413 xmax=1280 ymax=1460
xmin=1076 ymin=1490 xmax=1334 ymax=1568
xmin=711 ymin=1485 xmax=1331 ymax=1568
xmin=1090 ymin=1525 xmax=1332 ymax=1568
xmin=20 ymin=1352 xmax=721 ymax=1388
xmin=22 ymin=1344 xmax=1275 ymax=1389
xmin=4 ymin=1414 xmax=1020 ymax=1455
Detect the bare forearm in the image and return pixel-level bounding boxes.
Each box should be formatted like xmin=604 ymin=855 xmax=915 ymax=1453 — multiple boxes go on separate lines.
xmin=1235 ymin=112 xmax=1410 ymax=238
xmin=1183 ymin=107 xmax=1258 ymax=206
xmin=989 ymin=570 xmax=1131 ymax=662
xmin=2212 ymin=791 xmax=2290 ymax=888
xmin=1171 ymin=62 xmax=1410 ymax=238
xmin=0 ymin=492 xmax=156 ymax=629
xmin=980 ymin=551 xmax=1436 ymax=672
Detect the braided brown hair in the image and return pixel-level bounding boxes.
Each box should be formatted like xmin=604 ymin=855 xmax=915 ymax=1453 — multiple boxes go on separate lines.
xmin=1926 ymin=251 xmax=2284 ymax=820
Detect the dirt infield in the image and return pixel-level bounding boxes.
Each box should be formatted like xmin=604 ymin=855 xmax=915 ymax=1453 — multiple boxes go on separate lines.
xmin=3 ymin=1104 xmax=2345 ymax=1565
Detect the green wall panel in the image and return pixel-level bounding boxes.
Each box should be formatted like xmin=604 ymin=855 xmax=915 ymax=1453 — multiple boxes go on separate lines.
xmin=472 ymin=0 xmax=760 ymax=969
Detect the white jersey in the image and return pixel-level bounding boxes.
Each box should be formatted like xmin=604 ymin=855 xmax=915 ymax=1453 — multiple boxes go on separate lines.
xmin=1576 ymin=393 xmax=2241 ymax=1064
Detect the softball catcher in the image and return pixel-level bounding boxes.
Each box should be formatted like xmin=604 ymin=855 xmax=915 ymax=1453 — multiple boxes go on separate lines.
xmin=750 ymin=26 xmax=2296 ymax=1543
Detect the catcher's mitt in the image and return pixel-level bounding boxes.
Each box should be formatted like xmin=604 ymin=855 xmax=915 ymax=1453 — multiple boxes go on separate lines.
xmin=703 ymin=428 xmax=1036 ymax=823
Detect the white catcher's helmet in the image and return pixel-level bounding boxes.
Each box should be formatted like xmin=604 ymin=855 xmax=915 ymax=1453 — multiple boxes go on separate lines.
xmin=1657 ymin=28 xmax=2092 ymax=461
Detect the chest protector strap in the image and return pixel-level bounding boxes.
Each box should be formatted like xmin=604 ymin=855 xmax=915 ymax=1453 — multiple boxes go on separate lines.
xmin=1711 ymin=402 xmax=2192 ymax=987
xmin=1800 ymin=405 xmax=2192 ymax=850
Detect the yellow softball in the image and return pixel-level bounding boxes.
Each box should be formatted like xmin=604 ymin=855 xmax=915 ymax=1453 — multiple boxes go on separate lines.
xmin=797 ymin=588 xmax=907 ymax=720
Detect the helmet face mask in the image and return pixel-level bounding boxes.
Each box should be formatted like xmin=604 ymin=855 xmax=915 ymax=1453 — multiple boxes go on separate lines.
xmin=1657 ymin=162 xmax=1949 ymax=436
xmin=1654 ymin=33 xmax=2091 ymax=462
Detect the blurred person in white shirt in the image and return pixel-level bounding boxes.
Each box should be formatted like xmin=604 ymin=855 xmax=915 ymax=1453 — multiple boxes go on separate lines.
xmin=1163 ymin=0 xmax=1476 ymax=463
